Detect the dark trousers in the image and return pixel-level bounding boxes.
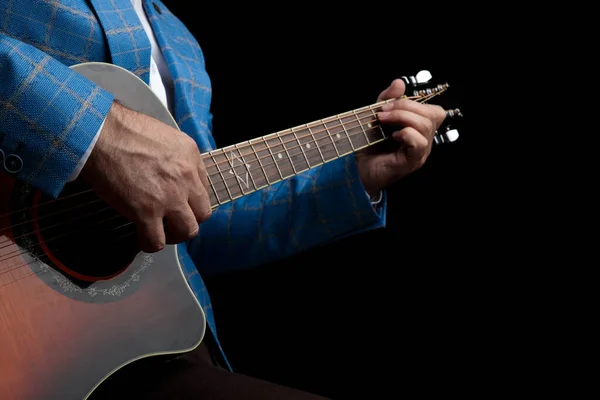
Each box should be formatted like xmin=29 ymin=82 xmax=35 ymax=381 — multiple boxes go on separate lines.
xmin=89 ymin=337 xmax=329 ymax=399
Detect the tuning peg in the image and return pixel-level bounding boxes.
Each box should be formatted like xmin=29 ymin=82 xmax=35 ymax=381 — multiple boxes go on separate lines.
xmin=401 ymin=70 xmax=432 ymax=87
xmin=434 ymin=125 xmax=460 ymax=145
xmin=446 ymin=108 xmax=463 ymax=119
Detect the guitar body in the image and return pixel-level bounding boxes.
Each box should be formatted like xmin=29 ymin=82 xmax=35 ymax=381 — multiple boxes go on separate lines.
xmin=0 ymin=63 xmax=205 ymax=400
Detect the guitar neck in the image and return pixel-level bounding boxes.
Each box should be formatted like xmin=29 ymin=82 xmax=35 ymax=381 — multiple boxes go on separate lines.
xmin=202 ymin=82 xmax=453 ymax=208
xmin=202 ymin=100 xmax=390 ymax=208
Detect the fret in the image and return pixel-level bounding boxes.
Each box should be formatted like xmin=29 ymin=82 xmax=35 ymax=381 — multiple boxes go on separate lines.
xmin=206 ymin=173 xmax=221 ymax=207
xmin=250 ymin=137 xmax=283 ymax=185
xmin=279 ymin=129 xmax=309 ymax=171
xmin=249 ymin=138 xmax=282 ymax=184
xmin=350 ymin=110 xmax=372 ymax=146
xmin=361 ymin=108 xmax=387 ymax=141
xmin=238 ymin=142 xmax=269 ymax=189
xmin=323 ymin=118 xmax=353 ymax=156
xmin=203 ymin=153 xmax=230 ymax=205
xmin=337 ymin=113 xmax=369 ymax=151
xmin=336 ymin=115 xmax=356 ymax=152
xmin=291 ymin=126 xmax=322 ymax=169
xmin=208 ymin=151 xmax=240 ymax=200
xmin=198 ymin=100 xmax=396 ymax=210
xmin=275 ymin=132 xmax=300 ymax=173
xmin=309 ymin=121 xmax=339 ymax=161
xmin=263 ymin=135 xmax=293 ymax=178
xmin=248 ymin=139 xmax=276 ymax=185
xmin=306 ymin=125 xmax=326 ymax=163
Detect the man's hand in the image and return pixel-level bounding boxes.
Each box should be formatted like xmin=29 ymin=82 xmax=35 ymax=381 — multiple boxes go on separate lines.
xmin=81 ymin=101 xmax=212 ymax=253
xmin=356 ymin=79 xmax=447 ymax=197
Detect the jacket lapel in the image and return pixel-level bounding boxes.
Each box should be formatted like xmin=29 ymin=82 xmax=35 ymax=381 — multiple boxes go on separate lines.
xmin=140 ymin=0 xmax=215 ymax=153
xmin=89 ymin=0 xmax=151 ymax=84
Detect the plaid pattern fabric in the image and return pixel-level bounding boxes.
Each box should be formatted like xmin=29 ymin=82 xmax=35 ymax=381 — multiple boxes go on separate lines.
xmin=0 ymin=32 xmax=113 ymax=197
xmin=90 ymin=0 xmax=152 ymax=84
xmin=189 ymin=155 xmax=387 ymax=277
xmin=0 ymin=0 xmax=387 ymax=372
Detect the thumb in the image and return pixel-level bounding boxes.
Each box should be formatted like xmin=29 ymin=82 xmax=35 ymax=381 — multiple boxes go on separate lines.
xmin=377 ymin=79 xmax=406 ymax=102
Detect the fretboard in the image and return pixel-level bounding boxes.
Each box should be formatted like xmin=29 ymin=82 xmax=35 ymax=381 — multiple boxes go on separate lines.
xmin=202 ymin=101 xmax=390 ymax=208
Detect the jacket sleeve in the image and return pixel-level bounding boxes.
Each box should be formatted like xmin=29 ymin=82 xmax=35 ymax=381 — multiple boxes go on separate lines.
xmin=188 ymin=152 xmax=387 ymax=277
xmin=0 ymin=34 xmax=114 ymax=198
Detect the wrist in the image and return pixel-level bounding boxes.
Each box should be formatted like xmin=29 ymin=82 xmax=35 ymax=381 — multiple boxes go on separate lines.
xmin=81 ymin=101 xmax=123 ymax=178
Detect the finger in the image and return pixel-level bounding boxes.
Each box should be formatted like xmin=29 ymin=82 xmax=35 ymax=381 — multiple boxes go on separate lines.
xmin=163 ymin=206 xmax=200 ymax=244
xmin=196 ymin=153 xmax=211 ymax=191
xmin=377 ymin=109 xmax=435 ymax=141
xmin=377 ymin=79 xmax=406 ymax=102
xmin=381 ymin=99 xmax=447 ymax=130
xmin=392 ymin=127 xmax=430 ymax=163
xmin=189 ymin=173 xmax=213 ymax=223
xmin=137 ymin=217 xmax=166 ymax=253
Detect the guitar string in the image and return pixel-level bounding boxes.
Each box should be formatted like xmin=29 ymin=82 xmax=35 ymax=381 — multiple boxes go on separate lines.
xmin=205 ymin=118 xmax=387 ymax=199
xmin=0 ymin=94 xmax=450 ymax=287
xmin=0 ymin=112 xmax=383 ymax=238
xmin=0 ymin=90 xmax=441 ymax=222
xmin=0 ymin=227 xmax=137 ymax=289
xmin=0 ymin=116 xmax=378 ymax=281
xmin=0 ymin=119 xmax=383 ymax=254
xmin=0 ymin=100 xmax=446 ymax=249
xmin=0 ymin=212 xmax=129 ymax=266
xmin=0 ymin=110 xmax=382 ymax=228
xmin=0 ymin=222 xmax=135 ymax=279
xmin=204 ymin=93 xmax=442 ymax=184
xmin=0 ymin=96 xmax=441 ymax=247
xmin=0 ymin=90 xmax=447 ymax=244
xmin=0 ymin=115 xmax=386 ymax=250
xmin=0 ymin=115 xmax=390 ymax=277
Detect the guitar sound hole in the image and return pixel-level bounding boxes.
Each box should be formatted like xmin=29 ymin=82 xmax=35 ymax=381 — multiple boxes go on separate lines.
xmin=32 ymin=181 xmax=140 ymax=283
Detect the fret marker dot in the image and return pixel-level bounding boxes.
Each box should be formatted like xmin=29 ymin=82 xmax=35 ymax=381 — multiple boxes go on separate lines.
xmin=336 ymin=133 xmax=341 ymax=139
xmin=306 ymin=143 xmax=311 ymax=149
xmin=368 ymin=123 xmax=372 ymax=128
xmin=229 ymin=169 xmax=234 ymax=174
xmin=278 ymin=153 xmax=283 ymax=159
xmin=246 ymin=164 xmax=251 ymax=169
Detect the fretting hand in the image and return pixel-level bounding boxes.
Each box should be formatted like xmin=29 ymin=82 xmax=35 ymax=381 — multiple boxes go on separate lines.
xmin=81 ymin=101 xmax=212 ymax=253
xmin=356 ymin=79 xmax=447 ymax=196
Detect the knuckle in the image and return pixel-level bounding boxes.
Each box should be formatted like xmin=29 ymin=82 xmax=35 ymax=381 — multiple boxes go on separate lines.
xmin=389 ymin=109 xmax=402 ymax=119
xmin=147 ymin=241 xmax=165 ymax=253
xmin=137 ymin=202 xmax=161 ymax=218
xmin=185 ymin=226 xmax=199 ymax=240
xmin=183 ymin=137 xmax=199 ymax=155
xmin=198 ymin=207 xmax=212 ymax=222
xmin=183 ymin=134 xmax=196 ymax=147
xmin=423 ymin=119 xmax=434 ymax=134
xmin=423 ymin=137 xmax=430 ymax=149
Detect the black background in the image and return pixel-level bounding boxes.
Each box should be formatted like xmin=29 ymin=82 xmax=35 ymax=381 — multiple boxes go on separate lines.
xmin=162 ymin=2 xmax=472 ymax=398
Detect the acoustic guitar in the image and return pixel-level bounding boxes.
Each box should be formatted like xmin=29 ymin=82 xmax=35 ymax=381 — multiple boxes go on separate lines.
xmin=0 ymin=62 xmax=462 ymax=399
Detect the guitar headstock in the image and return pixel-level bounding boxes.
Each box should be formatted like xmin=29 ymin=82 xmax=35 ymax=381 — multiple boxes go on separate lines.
xmin=400 ymin=70 xmax=463 ymax=146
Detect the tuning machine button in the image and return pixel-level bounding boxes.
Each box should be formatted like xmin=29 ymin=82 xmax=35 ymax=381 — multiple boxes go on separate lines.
xmin=401 ymin=70 xmax=432 ymax=87
xmin=434 ymin=125 xmax=460 ymax=145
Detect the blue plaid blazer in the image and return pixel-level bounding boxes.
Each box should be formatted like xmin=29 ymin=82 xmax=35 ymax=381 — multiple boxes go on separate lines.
xmin=0 ymin=0 xmax=387 ymax=370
